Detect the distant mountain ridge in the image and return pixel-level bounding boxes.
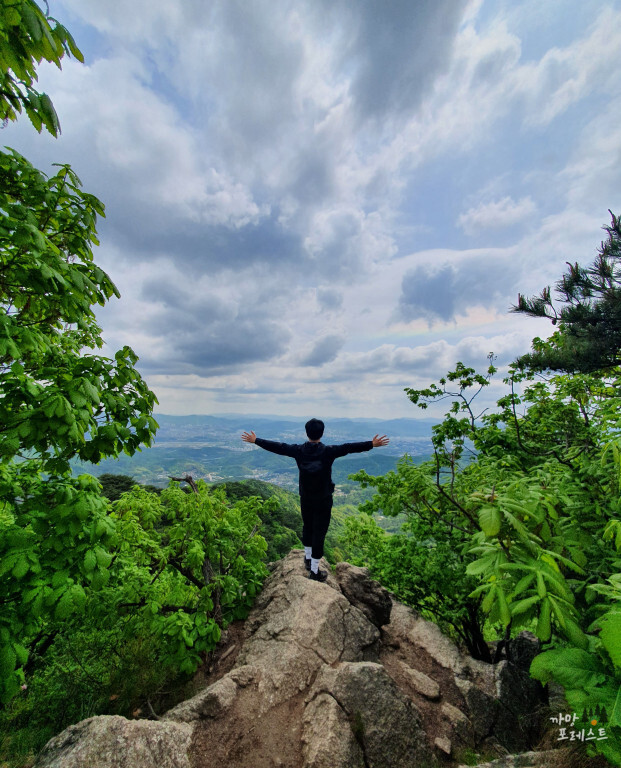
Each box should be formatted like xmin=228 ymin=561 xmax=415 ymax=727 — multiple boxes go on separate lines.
xmin=153 ymin=413 xmax=439 ymax=443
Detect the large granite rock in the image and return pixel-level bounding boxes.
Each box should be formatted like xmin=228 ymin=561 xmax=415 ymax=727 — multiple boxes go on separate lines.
xmin=231 ymin=552 xmax=380 ymax=713
xmin=34 ymin=550 xmax=550 ymax=768
xmin=305 ymin=661 xmax=432 ymax=767
xmin=334 ymin=561 xmax=392 ymax=628
xmin=302 ymin=693 xmax=365 ymax=768
xmin=383 ymin=600 xmax=547 ymax=753
xmin=34 ymin=716 xmax=193 ymax=768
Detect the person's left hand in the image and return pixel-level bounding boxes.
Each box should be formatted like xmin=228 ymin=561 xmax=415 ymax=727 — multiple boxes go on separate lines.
xmin=241 ymin=431 xmax=257 ymax=443
xmin=372 ymin=434 xmax=389 ymax=447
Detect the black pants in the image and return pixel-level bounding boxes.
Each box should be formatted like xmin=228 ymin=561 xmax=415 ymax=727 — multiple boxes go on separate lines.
xmin=300 ymin=494 xmax=333 ymax=560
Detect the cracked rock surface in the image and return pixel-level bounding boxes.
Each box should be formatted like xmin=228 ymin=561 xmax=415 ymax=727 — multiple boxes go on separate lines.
xmin=34 ymin=550 xmax=551 ymax=768
xmin=34 ymin=716 xmax=193 ymax=768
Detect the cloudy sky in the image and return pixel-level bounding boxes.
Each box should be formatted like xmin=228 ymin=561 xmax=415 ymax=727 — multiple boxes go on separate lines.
xmin=7 ymin=0 xmax=621 ymax=419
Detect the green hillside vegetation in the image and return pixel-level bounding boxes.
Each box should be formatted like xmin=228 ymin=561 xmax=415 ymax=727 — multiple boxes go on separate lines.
xmin=213 ymin=480 xmax=302 ymax=562
xmin=211 ymin=479 xmax=407 ymax=560
xmin=1 ymin=480 xmax=271 ymax=765
xmin=98 ymin=473 xmax=162 ymax=502
xmin=95 ymin=474 xmax=404 ymax=563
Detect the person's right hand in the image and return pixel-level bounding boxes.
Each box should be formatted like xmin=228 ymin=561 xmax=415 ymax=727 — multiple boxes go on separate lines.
xmin=241 ymin=431 xmax=257 ymax=443
xmin=372 ymin=434 xmax=389 ymax=447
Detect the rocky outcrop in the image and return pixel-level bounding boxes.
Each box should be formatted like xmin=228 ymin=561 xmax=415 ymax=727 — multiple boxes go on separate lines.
xmin=334 ymin=561 xmax=392 ymax=627
xmin=304 ymin=661 xmax=431 ymax=767
xmin=34 ymin=715 xmax=193 ymax=768
xmin=35 ymin=550 xmax=551 ymax=768
xmin=456 ymin=749 xmax=578 ymax=768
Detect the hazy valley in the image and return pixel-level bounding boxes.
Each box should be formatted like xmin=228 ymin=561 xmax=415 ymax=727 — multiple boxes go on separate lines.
xmin=74 ymin=413 xmax=436 ymax=492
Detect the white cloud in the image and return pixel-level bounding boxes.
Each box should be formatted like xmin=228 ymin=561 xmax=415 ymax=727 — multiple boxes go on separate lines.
xmin=518 ymin=7 xmax=621 ymax=127
xmin=458 ymin=196 xmax=536 ymax=235
xmin=5 ymin=0 xmax=618 ymax=419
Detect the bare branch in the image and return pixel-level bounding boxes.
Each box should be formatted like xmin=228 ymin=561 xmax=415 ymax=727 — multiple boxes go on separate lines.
xmin=169 ymin=475 xmax=198 ymax=493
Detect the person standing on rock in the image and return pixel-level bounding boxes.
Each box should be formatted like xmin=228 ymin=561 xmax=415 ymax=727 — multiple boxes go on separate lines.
xmin=241 ymin=419 xmax=389 ymax=582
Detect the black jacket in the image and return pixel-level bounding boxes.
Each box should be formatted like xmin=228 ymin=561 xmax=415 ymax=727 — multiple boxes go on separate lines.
xmin=254 ymin=438 xmax=373 ymax=499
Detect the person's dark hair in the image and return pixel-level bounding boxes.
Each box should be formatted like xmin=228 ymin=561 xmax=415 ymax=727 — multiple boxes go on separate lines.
xmin=305 ymin=418 xmax=324 ymax=441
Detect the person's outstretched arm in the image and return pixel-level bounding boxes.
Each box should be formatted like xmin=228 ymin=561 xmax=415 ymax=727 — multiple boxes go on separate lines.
xmin=241 ymin=430 xmax=299 ymax=458
xmin=329 ymin=434 xmax=389 ymax=459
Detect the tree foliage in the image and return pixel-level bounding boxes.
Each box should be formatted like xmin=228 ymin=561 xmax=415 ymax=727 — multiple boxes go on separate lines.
xmin=513 ymin=212 xmax=621 ymax=374
xmin=1 ymin=481 xmax=272 ymax=762
xmin=214 ymin=479 xmax=302 ymax=561
xmin=0 ymin=2 xmax=158 ymax=706
xmin=107 ymin=481 xmax=269 ymax=671
xmin=339 ymin=361 xmax=498 ymax=660
xmin=339 ymin=504 xmax=490 ymax=659
xmin=1 ymin=0 xmax=82 ymax=135
xmin=350 ymin=352 xmax=621 ymax=763
xmin=98 ymin=474 xmax=161 ymax=502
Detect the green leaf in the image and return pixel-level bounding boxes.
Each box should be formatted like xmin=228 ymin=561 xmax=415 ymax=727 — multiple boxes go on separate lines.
xmin=563 ymin=617 xmax=588 ymax=651
xmin=0 ymin=644 xmax=17 ymax=677
xmin=68 ymin=583 xmax=86 ymax=612
xmin=55 ymin=589 xmax=75 ymax=620
xmin=466 ymin=552 xmax=497 ymax=575
xmin=52 ymin=569 xmax=70 ymax=588
xmin=497 ymin=585 xmax=511 ymax=626
xmin=94 ymin=546 xmax=113 ymax=569
xmin=4 ymin=7 xmax=21 ymax=25
xmin=479 ymin=505 xmax=501 ymax=536
xmin=21 ymin=4 xmax=43 ymax=41
xmin=599 ymin=612 xmax=621 ymax=668
xmin=13 ymin=643 xmax=28 ymax=666
xmin=510 ymin=572 xmax=536 ymax=598
xmin=548 ymin=594 xmax=567 ymax=630
xmin=84 ymin=549 xmax=97 ymax=573
xmin=511 ymin=594 xmax=540 ymax=616
xmin=530 ymin=647 xmax=606 ymax=690
xmin=64 ymin=28 xmax=84 ymax=62
xmin=11 ymin=554 xmax=29 ymax=579
xmin=536 ymin=571 xmax=546 ymax=598
xmin=482 ymin=585 xmax=497 ymax=614
xmin=536 ymin=597 xmax=551 ymax=641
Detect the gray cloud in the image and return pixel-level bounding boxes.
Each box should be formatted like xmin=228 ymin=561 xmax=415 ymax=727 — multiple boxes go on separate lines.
xmin=9 ymin=0 xmax=613 ymax=418
xmin=300 ymin=335 xmax=345 ymax=366
xmin=399 ymin=265 xmax=456 ymax=322
xmin=316 ymin=287 xmax=343 ymax=311
xmin=108 ymin=212 xmax=305 ymax=274
xmin=143 ymin=316 xmax=291 ymax=375
xmin=178 ymin=318 xmax=290 ymax=372
xmin=20 ymin=0 xmax=468 ymax=301
xmin=327 ymin=0 xmax=469 ymax=123
xmin=398 ymin=255 xmax=519 ymax=323
xmin=204 ymin=1 xmax=304 ymax=149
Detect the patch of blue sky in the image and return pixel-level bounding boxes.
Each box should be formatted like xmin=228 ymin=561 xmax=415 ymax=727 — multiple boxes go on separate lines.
xmin=394 ymin=89 xmax=601 ymax=256
xmin=467 ymin=0 xmax=612 ymax=61
xmin=140 ymin=48 xmax=201 ymax=124
xmin=392 ymin=158 xmax=477 ymax=254
xmin=494 ymin=0 xmax=620 ymax=64
xmin=54 ymin=6 xmax=110 ymax=64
